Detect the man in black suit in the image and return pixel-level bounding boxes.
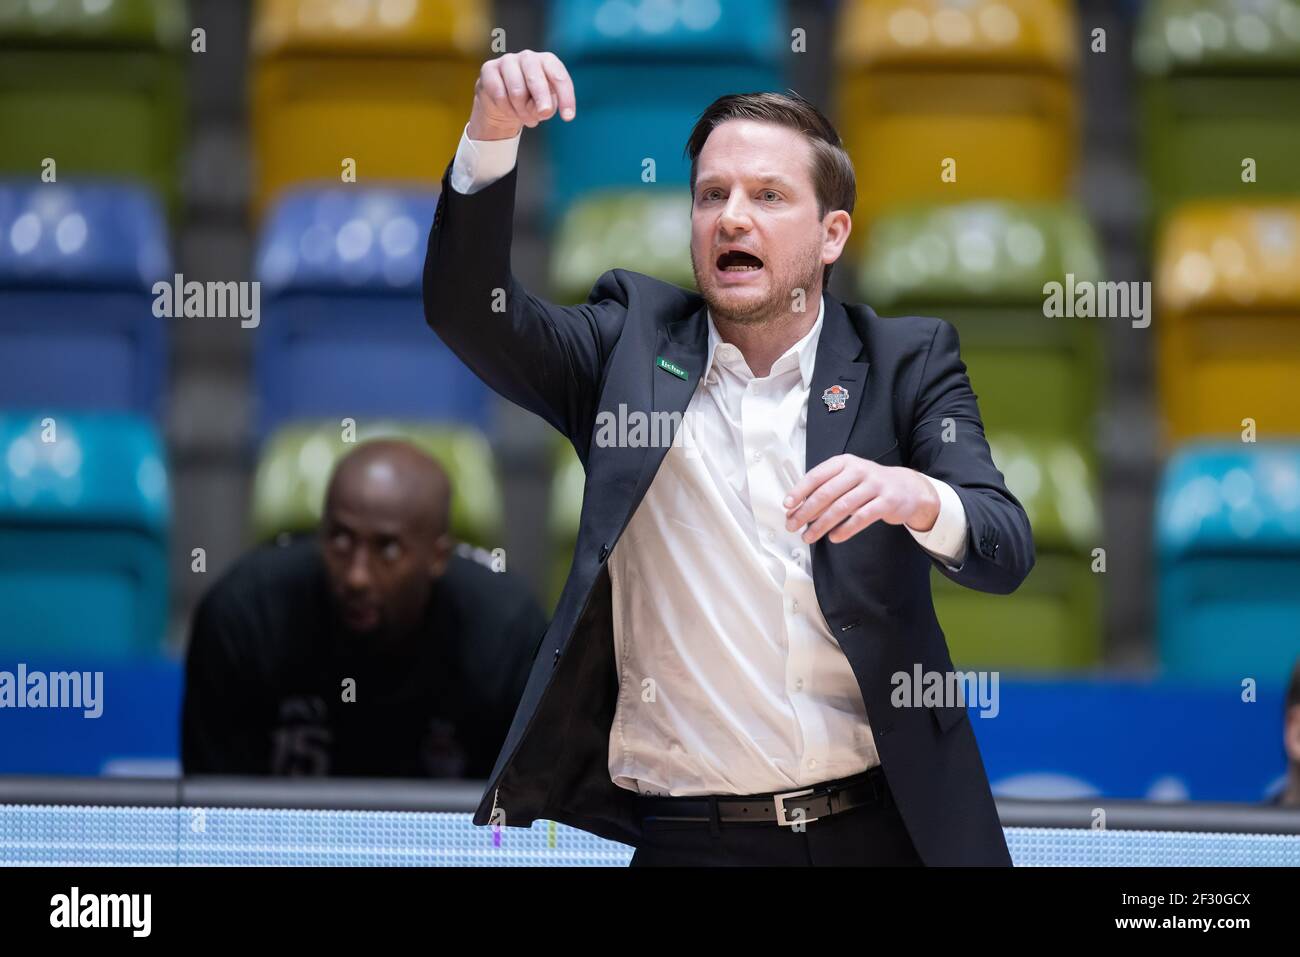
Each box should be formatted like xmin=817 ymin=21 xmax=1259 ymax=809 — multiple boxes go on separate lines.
xmin=423 ymin=50 xmax=1034 ymax=865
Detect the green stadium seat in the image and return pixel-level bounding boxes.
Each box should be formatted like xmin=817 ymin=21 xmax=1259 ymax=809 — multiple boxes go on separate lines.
xmin=550 ymin=189 xmax=694 ymax=302
xmin=547 ymin=435 xmax=585 ymax=610
xmin=250 ymin=421 xmax=503 ymax=549
xmin=0 ymin=0 xmax=187 ymax=218
xmin=1137 ymin=0 xmax=1300 ymax=224
xmin=860 ymin=200 xmax=1106 ymax=672
xmin=859 ymin=200 xmax=1104 ymax=451
xmin=931 ymin=434 xmax=1103 ymax=672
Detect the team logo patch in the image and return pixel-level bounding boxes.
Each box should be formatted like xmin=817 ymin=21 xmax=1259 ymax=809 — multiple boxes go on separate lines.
xmin=821 ymin=384 xmax=850 ymax=412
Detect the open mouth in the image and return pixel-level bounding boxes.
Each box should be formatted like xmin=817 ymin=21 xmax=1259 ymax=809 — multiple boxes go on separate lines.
xmin=716 ymin=250 xmax=765 ymax=273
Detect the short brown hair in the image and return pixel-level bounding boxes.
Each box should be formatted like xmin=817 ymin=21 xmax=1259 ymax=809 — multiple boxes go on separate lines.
xmin=684 ymin=90 xmax=856 ymax=287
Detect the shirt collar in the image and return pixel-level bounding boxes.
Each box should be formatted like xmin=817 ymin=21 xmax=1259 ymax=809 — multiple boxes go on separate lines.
xmin=703 ymin=295 xmax=825 ymax=389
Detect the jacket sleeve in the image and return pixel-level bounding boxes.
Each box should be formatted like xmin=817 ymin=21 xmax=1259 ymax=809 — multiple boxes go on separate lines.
xmin=422 ymin=160 xmax=628 ymax=443
xmin=907 ymin=318 xmax=1035 ymax=595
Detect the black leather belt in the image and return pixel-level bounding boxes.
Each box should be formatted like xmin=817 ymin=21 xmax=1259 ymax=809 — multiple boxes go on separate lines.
xmin=637 ymin=765 xmax=888 ymax=828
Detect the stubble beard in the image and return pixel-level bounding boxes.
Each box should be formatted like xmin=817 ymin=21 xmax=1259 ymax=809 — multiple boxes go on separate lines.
xmin=692 ymin=239 xmax=824 ymax=330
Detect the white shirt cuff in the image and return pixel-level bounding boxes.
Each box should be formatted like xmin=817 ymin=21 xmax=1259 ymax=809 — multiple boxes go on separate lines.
xmin=449 ymin=123 xmax=521 ymax=195
xmin=906 ymin=474 xmax=969 ymax=568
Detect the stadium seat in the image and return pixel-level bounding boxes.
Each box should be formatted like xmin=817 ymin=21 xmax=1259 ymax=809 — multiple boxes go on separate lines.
xmin=929 ymin=433 xmax=1102 ymax=672
xmin=859 ymin=199 xmax=1104 ymax=451
xmin=543 ymin=0 xmax=785 ymax=222
xmin=249 ymin=0 xmax=488 ymax=218
xmin=834 ymin=0 xmax=1078 ymax=231
xmin=550 ymin=189 xmax=694 ymax=301
xmin=250 ymin=420 xmax=503 ymax=549
xmin=254 ymin=186 xmax=492 ymax=438
xmin=0 ymin=181 xmax=170 ymax=418
xmin=0 ymin=0 xmax=187 ymax=218
xmin=1157 ymin=442 xmax=1300 ymax=680
xmin=547 ymin=434 xmax=585 ymax=608
xmin=860 ymin=201 xmax=1105 ymax=671
xmin=0 ymin=411 xmax=170 ymax=658
xmin=1154 ymin=201 xmax=1300 ymax=443
xmin=1137 ymin=0 xmax=1300 ymax=224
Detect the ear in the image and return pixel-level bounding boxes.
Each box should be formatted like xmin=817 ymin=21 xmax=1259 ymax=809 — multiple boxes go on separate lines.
xmin=428 ymin=533 xmax=454 ymax=580
xmin=821 ymin=209 xmax=852 ymax=270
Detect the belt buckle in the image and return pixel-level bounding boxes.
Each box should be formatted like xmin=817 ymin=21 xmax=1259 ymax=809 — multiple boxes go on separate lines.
xmin=773 ymin=787 xmax=818 ymax=827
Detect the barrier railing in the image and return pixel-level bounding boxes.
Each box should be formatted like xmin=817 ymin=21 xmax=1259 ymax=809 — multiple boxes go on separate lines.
xmin=2 ymin=776 xmax=1298 ymax=866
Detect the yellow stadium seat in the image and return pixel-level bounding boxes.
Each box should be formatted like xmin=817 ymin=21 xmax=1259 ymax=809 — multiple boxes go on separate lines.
xmin=1155 ymin=201 xmax=1300 ymax=443
xmin=249 ymin=0 xmax=489 ymax=218
xmin=834 ymin=0 xmax=1078 ymax=232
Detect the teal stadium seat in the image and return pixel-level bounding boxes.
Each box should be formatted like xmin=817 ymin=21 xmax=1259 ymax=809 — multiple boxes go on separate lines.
xmin=0 ymin=0 xmax=187 ymax=219
xmin=544 ymin=0 xmax=785 ymax=219
xmin=1157 ymin=443 xmax=1300 ymax=680
xmin=543 ymin=0 xmax=784 ymax=300
xmin=0 ymin=412 xmax=170 ymax=658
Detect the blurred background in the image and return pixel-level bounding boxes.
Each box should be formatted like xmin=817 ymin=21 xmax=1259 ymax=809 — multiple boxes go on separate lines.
xmin=0 ymin=0 xmax=1297 ymax=802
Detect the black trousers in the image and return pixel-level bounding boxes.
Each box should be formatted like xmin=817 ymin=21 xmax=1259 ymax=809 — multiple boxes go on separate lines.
xmin=628 ymin=774 xmax=923 ymax=866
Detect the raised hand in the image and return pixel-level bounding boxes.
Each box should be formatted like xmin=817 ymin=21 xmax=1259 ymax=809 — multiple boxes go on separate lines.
xmin=467 ymin=50 xmax=576 ymax=141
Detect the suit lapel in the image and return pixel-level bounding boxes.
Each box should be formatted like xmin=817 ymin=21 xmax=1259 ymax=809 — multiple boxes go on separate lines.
xmin=624 ymin=303 xmax=710 ymax=511
xmin=806 ymin=294 xmax=870 ymax=470
xmin=613 ymin=295 xmax=868 ymax=530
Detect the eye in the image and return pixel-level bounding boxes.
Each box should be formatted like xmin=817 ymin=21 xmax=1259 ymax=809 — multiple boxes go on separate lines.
xmin=701 ymin=188 xmax=722 ymax=202
xmin=761 ymin=190 xmax=781 ymax=203
xmin=380 ymin=540 xmax=403 ymax=562
xmin=328 ymin=530 xmax=352 ymax=552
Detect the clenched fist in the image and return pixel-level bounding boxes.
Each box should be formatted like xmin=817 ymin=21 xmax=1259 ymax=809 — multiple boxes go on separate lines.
xmin=467 ymin=50 xmax=576 ymax=141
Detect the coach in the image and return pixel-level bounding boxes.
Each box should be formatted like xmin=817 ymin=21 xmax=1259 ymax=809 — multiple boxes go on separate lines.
xmin=423 ymin=50 xmax=1034 ymax=866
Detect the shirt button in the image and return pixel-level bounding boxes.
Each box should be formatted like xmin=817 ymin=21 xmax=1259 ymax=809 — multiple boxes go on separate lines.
xmin=766 ymin=529 xmax=775 ymax=542
xmin=789 ymin=548 xmax=800 ymax=560
xmin=794 ymin=678 xmax=804 ymax=691
xmin=791 ymin=599 xmax=800 ymax=613
xmin=807 ymin=759 xmax=817 ymax=770
xmin=751 ymin=450 xmax=761 ymax=463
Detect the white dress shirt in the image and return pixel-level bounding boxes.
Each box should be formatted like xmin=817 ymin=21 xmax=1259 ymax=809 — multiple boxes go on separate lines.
xmin=449 ymin=126 xmax=970 ymax=797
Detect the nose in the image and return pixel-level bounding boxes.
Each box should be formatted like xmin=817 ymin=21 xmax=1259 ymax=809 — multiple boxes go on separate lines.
xmin=719 ymin=191 xmax=753 ymax=235
xmin=344 ymin=548 xmax=372 ymax=592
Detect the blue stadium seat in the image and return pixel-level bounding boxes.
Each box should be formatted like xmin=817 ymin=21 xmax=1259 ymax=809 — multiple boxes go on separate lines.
xmin=543 ymin=0 xmax=786 ymax=220
xmin=0 ymin=411 xmax=170 ymax=658
xmin=0 ymin=181 xmax=169 ymax=418
xmin=253 ymin=186 xmax=491 ymax=439
xmin=1157 ymin=443 xmax=1300 ymax=680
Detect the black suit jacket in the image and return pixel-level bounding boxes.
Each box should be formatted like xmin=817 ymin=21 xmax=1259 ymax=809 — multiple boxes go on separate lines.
xmin=422 ymin=162 xmax=1035 ymax=865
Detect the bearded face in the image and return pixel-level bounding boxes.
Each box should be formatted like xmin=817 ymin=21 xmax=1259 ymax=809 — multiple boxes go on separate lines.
xmin=689 ymin=119 xmax=840 ymax=328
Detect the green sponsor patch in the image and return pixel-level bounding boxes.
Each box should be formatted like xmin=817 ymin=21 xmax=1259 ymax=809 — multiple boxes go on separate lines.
xmin=655 ymin=356 xmax=688 ymax=380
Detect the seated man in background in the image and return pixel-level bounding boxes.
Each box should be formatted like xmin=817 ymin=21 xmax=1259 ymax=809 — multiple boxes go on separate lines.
xmin=1276 ymin=657 xmax=1300 ymax=808
xmin=182 ymin=439 xmax=546 ymax=778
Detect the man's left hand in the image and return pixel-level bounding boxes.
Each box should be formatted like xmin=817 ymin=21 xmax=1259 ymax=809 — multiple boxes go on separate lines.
xmin=784 ymin=454 xmax=940 ymax=544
